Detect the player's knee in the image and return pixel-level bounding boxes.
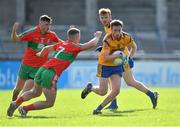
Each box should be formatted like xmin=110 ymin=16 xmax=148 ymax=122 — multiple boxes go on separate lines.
xmin=112 ymin=89 xmax=120 ymax=96
xmin=126 ymin=82 xmax=133 ymax=87
xmin=33 ymin=91 xmax=42 ymax=98
xmin=126 ymin=80 xmax=136 ymax=87
xmin=47 ymin=101 xmax=55 ymax=108
xmin=31 ymin=89 xmax=38 ymax=95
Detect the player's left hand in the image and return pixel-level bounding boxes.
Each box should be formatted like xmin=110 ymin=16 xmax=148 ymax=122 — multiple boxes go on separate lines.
xmin=94 ymin=31 xmax=102 ymax=39
xmin=36 ymin=52 xmax=41 ymax=57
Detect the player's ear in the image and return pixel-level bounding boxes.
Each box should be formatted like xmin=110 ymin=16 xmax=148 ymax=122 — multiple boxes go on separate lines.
xmin=110 ymin=15 xmax=112 ymax=20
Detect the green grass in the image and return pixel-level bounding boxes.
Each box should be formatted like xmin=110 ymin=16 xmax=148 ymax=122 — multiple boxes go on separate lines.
xmin=0 ymin=88 xmax=180 ymax=126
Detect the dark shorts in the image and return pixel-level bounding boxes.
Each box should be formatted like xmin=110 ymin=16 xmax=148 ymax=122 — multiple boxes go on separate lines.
xmin=97 ymin=64 xmax=124 ymax=78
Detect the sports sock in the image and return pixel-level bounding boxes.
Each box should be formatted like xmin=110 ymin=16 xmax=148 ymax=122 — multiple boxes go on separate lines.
xmin=109 ymin=98 xmax=117 ymax=107
xmin=15 ymin=97 xmax=24 ymax=106
xmin=146 ymin=91 xmax=154 ymax=99
xmin=96 ymin=105 xmax=103 ymax=111
xmin=23 ymin=104 xmax=36 ymax=112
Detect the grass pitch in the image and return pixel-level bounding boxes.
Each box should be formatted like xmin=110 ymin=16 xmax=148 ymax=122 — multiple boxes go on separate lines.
xmin=0 ymin=88 xmax=180 ymax=126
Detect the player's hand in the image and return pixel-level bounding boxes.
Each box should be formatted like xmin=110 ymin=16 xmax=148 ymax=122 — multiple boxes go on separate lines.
xmin=13 ymin=22 xmax=19 ymax=31
xmin=94 ymin=31 xmax=102 ymax=39
xmin=36 ymin=52 xmax=41 ymax=57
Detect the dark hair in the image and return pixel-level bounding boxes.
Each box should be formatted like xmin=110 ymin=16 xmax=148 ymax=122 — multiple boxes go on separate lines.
xmin=39 ymin=15 xmax=52 ymax=23
xmin=110 ymin=19 xmax=124 ymax=28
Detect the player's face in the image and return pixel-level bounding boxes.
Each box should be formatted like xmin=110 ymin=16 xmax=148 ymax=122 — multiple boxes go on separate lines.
xmin=76 ymin=34 xmax=81 ymax=43
xmin=99 ymin=14 xmax=112 ymax=26
xmin=111 ymin=25 xmax=122 ymax=39
xmin=39 ymin=21 xmax=51 ymax=34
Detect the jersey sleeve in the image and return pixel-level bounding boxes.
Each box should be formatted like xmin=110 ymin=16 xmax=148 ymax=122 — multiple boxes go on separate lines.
xmin=53 ymin=43 xmax=61 ymax=50
xmin=127 ymin=35 xmax=136 ymax=47
xmin=18 ymin=28 xmax=35 ymax=42
xmin=52 ymin=32 xmax=60 ymax=43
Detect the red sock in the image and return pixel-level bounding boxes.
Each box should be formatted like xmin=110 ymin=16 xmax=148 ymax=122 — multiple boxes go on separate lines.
xmin=23 ymin=104 xmax=36 ymax=112
xmin=15 ymin=97 xmax=24 ymax=106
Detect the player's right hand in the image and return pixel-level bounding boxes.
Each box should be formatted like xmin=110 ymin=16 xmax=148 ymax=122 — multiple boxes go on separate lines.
xmin=13 ymin=22 xmax=19 ymax=31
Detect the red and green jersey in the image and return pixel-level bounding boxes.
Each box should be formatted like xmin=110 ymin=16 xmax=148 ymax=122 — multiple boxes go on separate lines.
xmin=43 ymin=40 xmax=82 ymax=76
xmin=19 ymin=25 xmax=59 ymax=67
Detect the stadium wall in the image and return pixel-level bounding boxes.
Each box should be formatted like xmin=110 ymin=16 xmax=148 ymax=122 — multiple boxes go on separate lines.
xmin=0 ymin=60 xmax=180 ymax=90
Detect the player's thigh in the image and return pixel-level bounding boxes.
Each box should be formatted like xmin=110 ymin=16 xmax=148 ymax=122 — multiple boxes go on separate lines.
xmin=22 ymin=79 xmax=34 ymax=92
xmin=31 ymin=84 xmax=42 ymax=95
xmin=14 ymin=77 xmax=26 ymax=89
xmin=43 ymin=88 xmax=57 ymax=105
xmin=110 ymin=74 xmax=121 ymax=92
xmin=123 ymin=69 xmax=136 ymax=85
xmin=99 ymin=77 xmax=109 ymax=92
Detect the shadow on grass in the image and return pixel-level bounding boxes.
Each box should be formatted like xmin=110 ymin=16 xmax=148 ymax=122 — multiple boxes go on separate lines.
xmin=98 ymin=108 xmax=151 ymax=117
xmin=14 ymin=115 xmax=57 ymax=119
xmin=112 ymin=108 xmax=151 ymax=114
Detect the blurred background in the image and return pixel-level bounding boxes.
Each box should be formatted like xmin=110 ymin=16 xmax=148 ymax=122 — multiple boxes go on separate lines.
xmin=0 ymin=0 xmax=180 ymax=89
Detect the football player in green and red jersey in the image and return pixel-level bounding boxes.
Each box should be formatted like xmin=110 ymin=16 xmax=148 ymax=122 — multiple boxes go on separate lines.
xmin=7 ymin=27 xmax=102 ymax=117
xmin=11 ymin=15 xmax=63 ymax=101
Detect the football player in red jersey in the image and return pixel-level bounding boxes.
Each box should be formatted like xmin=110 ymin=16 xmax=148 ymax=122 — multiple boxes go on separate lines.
xmin=7 ymin=27 xmax=102 ymax=117
xmin=10 ymin=15 xmax=63 ymax=101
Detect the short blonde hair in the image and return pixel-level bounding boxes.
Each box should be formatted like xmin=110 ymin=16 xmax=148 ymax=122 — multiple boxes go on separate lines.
xmin=99 ymin=8 xmax=111 ymax=15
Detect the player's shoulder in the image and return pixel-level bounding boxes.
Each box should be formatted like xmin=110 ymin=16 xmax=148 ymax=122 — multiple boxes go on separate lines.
xmin=122 ymin=31 xmax=132 ymax=39
xmin=122 ymin=31 xmax=131 ymax=37
xmin=49 ymin=31 xmax=57 ymax=36
xmin=122 ymin=31 xmax=134 ymax=43
xmin=19 ymin=26 xmax=36 ymax=37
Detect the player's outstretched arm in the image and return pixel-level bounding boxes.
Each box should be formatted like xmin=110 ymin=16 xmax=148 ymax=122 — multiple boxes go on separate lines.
xmin=36 ymin=45 xmax=55 ymax=57
xmin=129 ymin=42 xmax=137 ymax=57
xmin=81 ymin=31 xmax=102 ymax=51
xmin=11 ymin=22 xmax=20 ymax=43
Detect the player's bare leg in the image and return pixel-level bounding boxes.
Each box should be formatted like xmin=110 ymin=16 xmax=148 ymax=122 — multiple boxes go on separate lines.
xmin=21 ymin=79 xmax=34 ymax=94
xmin=105 ymin=79 xmax=118 ymax=110
xmin=123 ymin=69 xmax=158 ymax=109
xmin=123 ymin=69 xmax=148 ymax=93
xmin=81 ymin=77 xmax=108 ymax=99
xmin=18 ymin=86 xmax=56 ymax=117
xmin=7 ymin=84 xmax=42 ymax=117
xmin=91 ymin=77 xmax=109 ymax=96
xmin=93 ymin=75 xmax=121 ymax=114
xmin=20 ymin=79 xmax=42 ymax=98
xmin=12 ymin=77 xmax=26 ymax=101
